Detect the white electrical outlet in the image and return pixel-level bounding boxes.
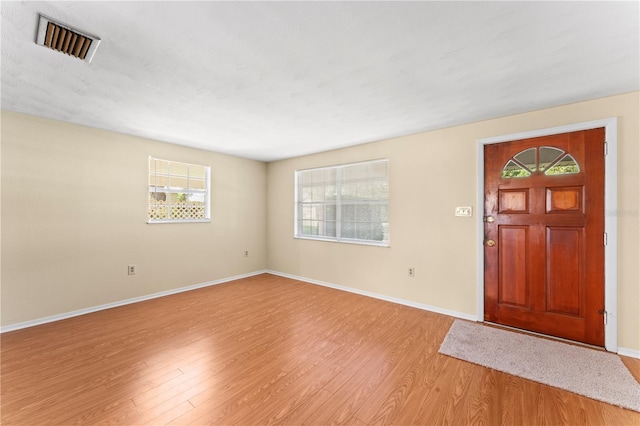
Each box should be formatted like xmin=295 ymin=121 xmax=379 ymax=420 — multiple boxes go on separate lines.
xmin=128 ymin=265 xmax=136 ymax=275
xmin=408 ymin=267 xmax=415 ymax=277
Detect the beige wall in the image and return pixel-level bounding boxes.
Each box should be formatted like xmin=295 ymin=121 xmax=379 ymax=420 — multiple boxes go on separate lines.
xmin=1 ymin=111 xmax=267 ymax=326
xmin=2 ymin=93 xmax=638 ymax=352
xmin=267 ymin=92 xmax=640 ymax=352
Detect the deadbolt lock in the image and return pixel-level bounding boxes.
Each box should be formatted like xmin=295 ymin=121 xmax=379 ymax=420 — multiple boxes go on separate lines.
xmin=484 ymin=216 xmax=495 ymax=223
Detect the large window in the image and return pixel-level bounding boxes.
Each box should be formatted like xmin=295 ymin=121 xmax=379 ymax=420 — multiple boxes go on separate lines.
xmin=148 ymin=157 xmax=210 ymax=223
xmin=295 ymin=159 xmax=389 ymax=246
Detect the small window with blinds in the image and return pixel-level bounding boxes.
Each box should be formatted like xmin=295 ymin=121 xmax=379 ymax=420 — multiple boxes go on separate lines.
xmin=148 ymin=158 xmax=210 ymax=223
xmin=295 ymin=159 xmax=389 ymax=246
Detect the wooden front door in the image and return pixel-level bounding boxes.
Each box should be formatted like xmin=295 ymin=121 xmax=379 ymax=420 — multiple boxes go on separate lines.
xmin=483 ymin=128 xmax=605 ymax=346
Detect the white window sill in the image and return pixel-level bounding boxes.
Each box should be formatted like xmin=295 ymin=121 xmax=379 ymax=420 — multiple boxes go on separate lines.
xmin=148 ymin=219 xmax=211 ymax=224
xmin=294 ymin=235 xmax=389 ymax=247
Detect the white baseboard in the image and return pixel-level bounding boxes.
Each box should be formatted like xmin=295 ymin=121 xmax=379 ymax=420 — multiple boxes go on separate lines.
xmin=267 ymin=270 xmax=478 ymax=322
xmin=0 ymin=270 xmax=268 ymax=333
xmin=618 ymin=347 xmax=640 ymax=359
xmin=6 ymin=270 xmax=638 ymax=359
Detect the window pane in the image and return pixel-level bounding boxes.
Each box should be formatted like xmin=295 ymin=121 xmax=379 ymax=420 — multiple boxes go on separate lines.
xmin=174 ymin=193 xmax=189 ymax=203
xmin=545 ymin=154 xmax=580 ymax=175
xmin=514 ymin=148 xmax=536 ymax=171
xmin=325 ymin=221 xmax=336 ymax=237
xmin=170 ymin=176 xmax=189 ymax=190
xmin=371 ymin=205 xmax=388 ymax=222
xmin=170 ymin=162 xmax=189 ymax=176
xmin=190 ymin=165 xmax=207 ymax=178
xmin=539 ymin=146 xmax=564 ymax=171
xmin=357 ymin=181 xmax=373 ymax=200
xmin=302 ymin=220 xmax=318 ymax=235
xmin=372 ymin=223 xmax=386 ymax=241
xmin=369 ymin=161 xmax=388 ymax=179
xmin=314 ymin=204 xmax=326 ymax=220
xmin=312 ymin=186 xmax=325 ymax=201
xmin=341 ymin=182 xmax=358 ymax=200
xmin=305 ymin=168 xmax=335 ymax=185
xmin=153 ymin=175 xmax=170 ymax=188
xmin=341 ymin=222 xmax=356 ymax=238
xmin=190 ymin=193 xmax=206 ymax=204
xmin=170 ymin=205 xmax=187 ymax=220
xmin=150 ymin=191 xmax=168 ymax=203
xmin=301 ymin=205 xmax=312 ymax=220
xmin=502 ymin=160 xmax=531 ymax=178
xmin=308 ymin=170 xmax=324 ymax=184
xmin=155 ymin=160 xmax=169 ymax=174
xmin=342 ymin=204 xmax=356 ymax=221
xmin=342 ymin=165 xmax=365 ymax=182
xmin=373 ymin=181 xmax=388 ymax=198
xmin=325 ymin=205 xmax=336 ymax=221
xmin=190 ymin=178 xmax=206 ymax=190
xmin=149 ymin=158 xmax=210 ymax=222
xmin=356 ymin=223 xmax=372 ymax=240
xmin=149 ymin=204 xmax=167 ymax=220
xmin=325 ymin=185 xmax=337 ymax=200
xmin=302 ymin=187 xmax=312 ymax=202
xmin=295 ymin=160 xmax=388 ymax=244
xmin=190 ymin=206 xmax=206 ymax=219
xmin=356 ymin=205 xmax=371 ymax=221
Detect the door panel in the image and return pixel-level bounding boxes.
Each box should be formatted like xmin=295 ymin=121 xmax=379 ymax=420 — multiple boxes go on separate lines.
xmin=499 ymin=189 xmax=529 ymax=213
xmin=546 ymin=187 xmax=583 ymax=213
xmin=546 ymin=227 xmax=583 ymax=316
xmin=484 ymin=128 xmax=605 ymax=346
xmin=498 ymin=226 xmax=529 ymax=307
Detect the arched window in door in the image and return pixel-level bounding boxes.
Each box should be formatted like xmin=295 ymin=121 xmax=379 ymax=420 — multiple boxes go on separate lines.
xmin=501 ymin=146 xmax=580 ymax=178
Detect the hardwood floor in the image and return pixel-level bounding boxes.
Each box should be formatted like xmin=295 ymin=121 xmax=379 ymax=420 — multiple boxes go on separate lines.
xmin=2 ymin=274 xmax=639 ymax=425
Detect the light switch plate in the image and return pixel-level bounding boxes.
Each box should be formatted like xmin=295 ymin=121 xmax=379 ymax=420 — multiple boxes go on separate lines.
xmin=455 ymin=206 xmax=473 ymax=217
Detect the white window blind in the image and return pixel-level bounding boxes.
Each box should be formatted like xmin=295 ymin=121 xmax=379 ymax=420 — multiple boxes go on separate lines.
xmin=295 ymin=159 xmax=389 ymax=246
xmin=148 ymin=157 xmax=210 ymax=223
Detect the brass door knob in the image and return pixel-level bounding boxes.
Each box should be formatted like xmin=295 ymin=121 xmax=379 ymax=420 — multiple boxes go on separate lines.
xmin=485 ymin=239 xmax=496 ymax=247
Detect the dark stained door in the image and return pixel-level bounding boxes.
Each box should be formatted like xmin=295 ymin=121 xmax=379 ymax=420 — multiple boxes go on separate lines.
xmin=484 ymin=128 xmax=605 ymax=346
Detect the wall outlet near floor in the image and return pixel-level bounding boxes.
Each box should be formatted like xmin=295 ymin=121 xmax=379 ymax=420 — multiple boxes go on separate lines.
xmin=128 ymin=265 xmax=136 ymax=275
xmin=408 ymin=267 xmax=415 ymax=277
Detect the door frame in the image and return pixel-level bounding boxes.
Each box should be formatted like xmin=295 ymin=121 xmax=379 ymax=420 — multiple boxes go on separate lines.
xmin=476 ymin=118 xmax=618 ymax=352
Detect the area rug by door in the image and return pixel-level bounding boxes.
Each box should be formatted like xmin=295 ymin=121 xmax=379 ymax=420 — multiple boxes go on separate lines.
xmin=439 ymin=320 xmax=640 ymax=412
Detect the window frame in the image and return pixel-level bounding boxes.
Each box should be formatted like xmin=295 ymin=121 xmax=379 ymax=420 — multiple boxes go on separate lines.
xmin=294 ymin=159 xmax=389 ymax=247
xmin=148 ymin=157 xmax=211 ymax=224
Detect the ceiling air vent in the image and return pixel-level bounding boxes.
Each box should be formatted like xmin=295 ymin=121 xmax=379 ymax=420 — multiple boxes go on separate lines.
xmin=35 ymin=15 xmax=101 ymax=63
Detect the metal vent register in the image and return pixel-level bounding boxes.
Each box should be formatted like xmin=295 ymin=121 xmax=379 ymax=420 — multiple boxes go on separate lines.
xmin=35 ymin=15 xmax=101 ymax=63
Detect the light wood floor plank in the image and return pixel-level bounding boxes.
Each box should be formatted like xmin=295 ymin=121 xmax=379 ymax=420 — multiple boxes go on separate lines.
xmin=2 ymin=274 xmax=639 ymax=425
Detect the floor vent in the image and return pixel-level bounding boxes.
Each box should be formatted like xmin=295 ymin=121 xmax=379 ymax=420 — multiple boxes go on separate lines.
xmin=35 ymin=15 xmax=101 ymax=63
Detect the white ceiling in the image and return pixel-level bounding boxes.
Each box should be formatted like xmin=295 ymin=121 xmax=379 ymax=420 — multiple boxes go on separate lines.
xmin=2 ymin=1 xmax=638 ymax=162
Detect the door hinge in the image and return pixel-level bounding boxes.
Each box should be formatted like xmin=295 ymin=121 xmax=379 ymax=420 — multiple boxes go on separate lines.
xmin=597 ymin=309 xmax=608 ymax=325
xmin=604 ymin=232 xmax=608 ymax=246
xmin=604 ymin=142 xmax=608 ymax=156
